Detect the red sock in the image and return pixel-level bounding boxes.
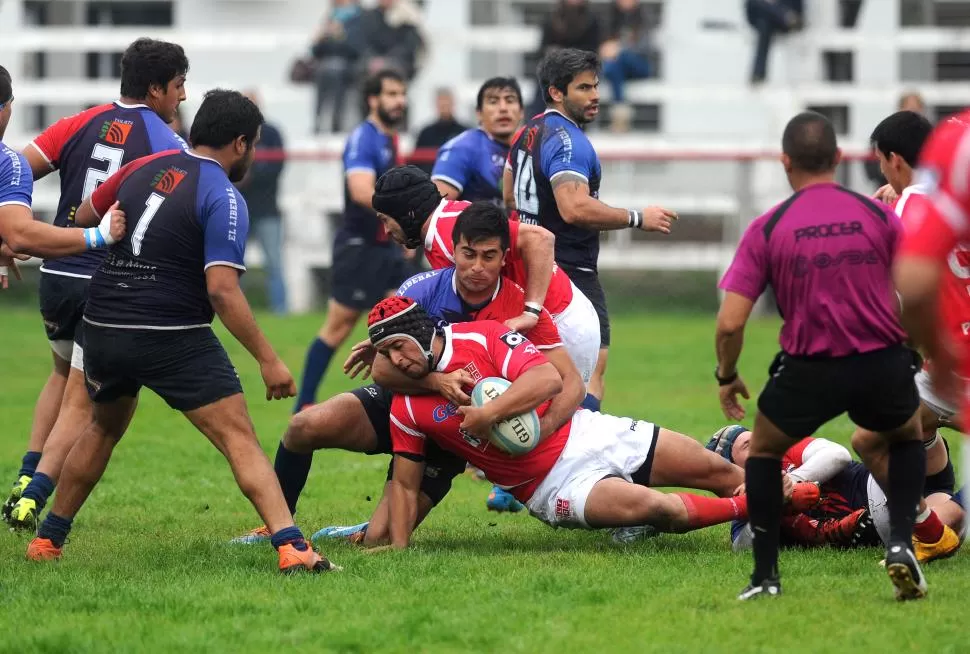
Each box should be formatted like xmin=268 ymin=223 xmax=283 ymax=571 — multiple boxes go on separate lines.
xmin=675 ymin=493 xmax=748 ymax=529
xmin=913 ymin=508 xmax=945 ymax=543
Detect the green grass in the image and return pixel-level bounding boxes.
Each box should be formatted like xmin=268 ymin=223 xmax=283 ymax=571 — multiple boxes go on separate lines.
xmin=0 ymin=308 xmax=966 ymax=653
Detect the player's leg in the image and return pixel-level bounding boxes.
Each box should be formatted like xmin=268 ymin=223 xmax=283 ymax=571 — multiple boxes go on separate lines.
xmin=560 ymin=268 xmax=609 ymax=406
xmin=28 ymin=396 xmax=136 ymax=561
xmin=294 ymin=298 xmax=361 ymax=412
xmin=9 ymin=360 xmax=95 ymax=531
xmin=646 ymin=427 xmax=744 ymax=497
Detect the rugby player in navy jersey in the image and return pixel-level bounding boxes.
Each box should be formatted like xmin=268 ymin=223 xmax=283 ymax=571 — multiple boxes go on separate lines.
xmin=0 ymin=65 xmax=126 ymax=283
xmin=431 ymin=78 xmax=524 ymax=204
xmin=3 ymin=38 xmax=191 ymax=528
xmin=505 ymin=48 xmax=678 ymax=409
xmin=293 ymin=70 xmax=410 ymax=413
xmin=25 ymin=90 xmax=334 ymax=573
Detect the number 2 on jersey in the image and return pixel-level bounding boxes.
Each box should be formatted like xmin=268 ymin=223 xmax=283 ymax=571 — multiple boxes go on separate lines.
xmin=131 ymin=193 xmax=165 ymax=256
xmin=82 ymin=144 xmax=125 ymax=200
xmin=513 ymin=150 xmax=540 ymax=216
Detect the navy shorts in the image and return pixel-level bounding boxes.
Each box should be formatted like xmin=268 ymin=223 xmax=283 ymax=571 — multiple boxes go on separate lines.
xmin=350 ymin=383 xmax=466 ymax=505
xmin=559 ymin=264 xmax=610 ymax=347
xmin=330 ymin=237 xmax=410 ymax=310
xmin=39 ymin=273 xmax=89 ymax=345
xmin=83 ymin=323 xmax=242 ymax=412
xmin=758 ymin=344 xmax=921 ymax=439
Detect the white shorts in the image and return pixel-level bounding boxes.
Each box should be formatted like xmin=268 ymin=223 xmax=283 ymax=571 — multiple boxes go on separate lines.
xmin=553 ymin=283 xmax=600 ymax=385
xmin=915 ymin=368 xmax=958 ymax=420
xmin=50 ymin=339 xmax=74 ymax=362
xmin=70 ymin=341 xmax=84 ymax=372
xmin=526 ymin=409 xmax=657 ymax=528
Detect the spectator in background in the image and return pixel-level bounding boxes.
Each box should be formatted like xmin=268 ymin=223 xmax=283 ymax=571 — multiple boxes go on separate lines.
xmin=899 ymin=91 xmax=927 ymax=116
xmin=311 ymin=0 xmax=362 ymax=134
xmin=236 ymin=90 xmax=289 ymax=314
xmin=527 ymin=0 xmax=603 ymax=117
xmin=746 ymin=0 xmax=803 ymax=85
xmin=413 ymin=88 xmax=468 ymax=174
xmin=601 ymin=0 xmax=654 ymax=132
xmin=353 ymin=0 xmax=426 ymax=82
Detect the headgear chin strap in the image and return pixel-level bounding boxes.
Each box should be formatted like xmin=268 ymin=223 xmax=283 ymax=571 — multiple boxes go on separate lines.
xmin=372 ymin=165 xmax=442 ymax=249
xmin=367 ymin=296 xmax=441 ymax=370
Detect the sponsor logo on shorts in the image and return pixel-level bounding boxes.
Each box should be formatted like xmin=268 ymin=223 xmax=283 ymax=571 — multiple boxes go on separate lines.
xmin=555 ymin=498 xmax=571 ymax=520
xmin=151 ymin=166 xmax=188 ymax=194
xmin=100 ymin=119 xmax=133 ymax=145
xmin=432 ymin=402 xmax=459 ymax=422
xmin=84 ymin=371 xmax=102 ymax=394
xmin=365 ymin=386 xmax=379 ymax=398
xmin=424 ymin=465 xmax=440 ymax=478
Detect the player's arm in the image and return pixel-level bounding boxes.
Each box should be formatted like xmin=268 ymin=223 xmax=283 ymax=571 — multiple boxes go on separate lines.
xmin=537 ymin=346 xmax=584 ymax=437
xmin=551 ymin=175 xmax=677 ymax=233
xmin=511 ymin=221 xmax=555 ymax=310
xmin=430 ymin=137 xmax=469 ymax=201
xmin=786 ymin=439 xmax=852 ymax=484
xmin=22 ymin=143 xmax=56 ymax=180
xmin=433 ymin=180 xmax=460 ymax=201
xmin=388 ymin=453 xmax=424 ymax=549
xmin=715 ymin=292 xmax=754 ymax=380
xmin=502 ymin=165 xmax=516 ymax=212
xmin=371 ymin=354 xmax=471 ymax=404
xmin=473 ymin=361 xmax=562 ymax=425
xmin=0 ymin=203 xmax=119 ymax=258
xmin=348 ymin=170 xmax=377 ymax=209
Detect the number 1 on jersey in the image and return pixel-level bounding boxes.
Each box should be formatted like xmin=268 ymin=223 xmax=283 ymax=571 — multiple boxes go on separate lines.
xmin=131 ymin=193 xmax=165 ymax=256
xmin=514 ymin=150 xmax=539 ymax=216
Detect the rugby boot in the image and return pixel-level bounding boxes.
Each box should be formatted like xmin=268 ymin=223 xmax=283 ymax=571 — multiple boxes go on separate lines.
xmin=278 ymin=541 xmax=339 ymax=574
xmin=26 ymin=537 xmax=62 ymax=562
xmin=818 ymin=508 xmax=873 ymax=548
xmin=2 ymin=475 xmax=31 ymax=526
xmin=738 ymin=577 xmax=782 ymax=600
xmin=8 ymin=497 xmax=38 ymax=532
xmin=486 ymin=486 xmax=524 ymax=513
xmin=885 ymin=543 xmax=927 ymax=601
xmin=913 ymin=523 xmax=961 ymax=563
xmin=311 ymin=522 xmax=368 ymax=545
xmin=230 ymin=524 xmax=271 ymax=545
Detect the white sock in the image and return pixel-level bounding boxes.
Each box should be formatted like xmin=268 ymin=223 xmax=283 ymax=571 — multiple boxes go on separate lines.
xmin=916 ymin=507 xmax=931 ymax=524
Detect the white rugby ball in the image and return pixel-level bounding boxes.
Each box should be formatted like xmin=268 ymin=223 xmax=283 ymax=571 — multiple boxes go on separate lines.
xmin=470 ymin=377 xmax=541 ymax=456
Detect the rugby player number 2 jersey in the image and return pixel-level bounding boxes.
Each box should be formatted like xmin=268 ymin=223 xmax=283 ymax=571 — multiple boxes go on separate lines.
xmin=29 ymin=102 xmax=188 ymax=278
xmin=423 ymin=199 xmax=574 ymax=315
xmin=506 ymin=109 xmax=602 ymax=271
xmin=396 ymin=267 xmax=562 ymax=348
xmin=431 ymin=127 xmax=509 ymax=204
xmin=342 ymin=119 xmax=398 ymax=245
xmin=0 ymin=142 xmax=33 ymax=212
xmin=898 ymin=116 xmax=970 ymax=371
xmin=389 ymin=321 xmax=571 ymax=502
xmin=84 ymin=150 xmax=249 ymax=329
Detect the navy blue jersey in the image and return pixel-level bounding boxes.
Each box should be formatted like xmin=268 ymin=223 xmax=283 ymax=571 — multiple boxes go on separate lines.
xmin=342 ymin=120 xmax=397 ymax=245
xmin=396 ymin=268 xmax=561 ymax=348
xmin=431 ymin=128 xmax=509 ymax=204
xmin=0 ymin=142 xmax=34 ymax=213
xmin=84 ymin=151 xmax=249 ymax=329
xmin=29 ymin=102 xmax=188 ymax=278
xmin=506 ymin=110 xmax=602 ymax=270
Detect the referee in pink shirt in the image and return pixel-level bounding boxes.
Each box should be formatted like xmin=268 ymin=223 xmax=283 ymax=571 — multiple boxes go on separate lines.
xmin=715 ymin=112 xmax=928 ymax=601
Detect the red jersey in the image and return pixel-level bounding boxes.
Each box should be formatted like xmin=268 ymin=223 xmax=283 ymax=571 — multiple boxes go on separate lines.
xmin=389 ymin=321 xmax=571 ymax=501
xmin=900 ymin=111 xmax=970 ymax=377
xmin=423 ymin=199 xmax=575 ymax=315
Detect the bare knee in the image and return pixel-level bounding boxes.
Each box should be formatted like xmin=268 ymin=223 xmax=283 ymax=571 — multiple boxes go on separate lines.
xmin=284 ymin=394 xmax=374 ymax=453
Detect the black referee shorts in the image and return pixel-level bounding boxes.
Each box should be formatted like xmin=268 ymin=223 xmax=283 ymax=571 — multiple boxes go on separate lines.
xmin=757 ymin=344 xmax=921 ymax=439
xmin=559 ymin=264 xmax=610 ymax=347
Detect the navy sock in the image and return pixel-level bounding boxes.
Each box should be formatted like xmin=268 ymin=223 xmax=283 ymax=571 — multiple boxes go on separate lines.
xmin=274 ymin=441 xmax=313 ymax=515
xmin=270 ymin=525 xmax=307 ymax=551
xmin=22 ymin=472 xmax=55 ymax=510
xmin=18 ymin=451 xmax=41 ymax=478
xmin=294 ymin=338 xmax=335 ymax=413
xmin=581 ymin=394 xmax=601 ymax=412
xmin=888 ymin=439 xmax=926 ymax=545
xmin=746 ymin=456 xmax=783 ymax=584
xmin=37 ymin=512 xmax=73 ymax=548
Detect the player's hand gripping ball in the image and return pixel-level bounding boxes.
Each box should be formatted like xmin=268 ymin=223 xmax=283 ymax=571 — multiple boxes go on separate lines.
xmin=470 ymin=377 xmax=541 ymax=456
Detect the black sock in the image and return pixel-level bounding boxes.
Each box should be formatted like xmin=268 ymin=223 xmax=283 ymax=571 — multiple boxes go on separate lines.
xmin=18 ymin=451 xmax=41 ymax=478
xmin=274 ymin=441 xmax=313 ymax=516
xmin=37 ymin=512 xmax=73 ymax=548
xmin=887 ymin=439 xmax=926 ymax=546
xmin=746 ymin=456 xmax=783 ymax=584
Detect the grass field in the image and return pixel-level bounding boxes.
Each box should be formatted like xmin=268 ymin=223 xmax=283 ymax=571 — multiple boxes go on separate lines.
xmin=0 ymin=306 xmax=967 ymax=653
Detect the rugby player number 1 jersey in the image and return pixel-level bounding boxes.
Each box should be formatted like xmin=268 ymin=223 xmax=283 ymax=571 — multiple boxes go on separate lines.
xmin=389 ymin=321 xmax=571 ymax=502
xmin=84 ymin=150 xmax=249 ymax=329
xmin=396 ymin=267 xmax=563 ymax=349
xmin=30 ymin=102 xmax=188 ymax=278
xmin=423 ymin=199 xmax=574 ymax=315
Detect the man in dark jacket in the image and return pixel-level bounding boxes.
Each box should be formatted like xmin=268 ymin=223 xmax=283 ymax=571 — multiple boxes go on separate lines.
xmin=238 ymin=91 xmax=288 ymax=314
xmin=746 ymin=0 xmax=803 ymax=84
